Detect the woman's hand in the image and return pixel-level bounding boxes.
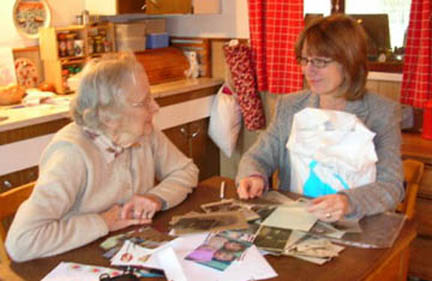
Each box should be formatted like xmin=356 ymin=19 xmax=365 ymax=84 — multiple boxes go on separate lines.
xmin=100 ymin=204 xmax=151 ymax=232
xmin=237 ymin=176 xmax=265 ymax=199
xmin=307 ymin=194 xmax=351 ymax=222
xmin=121 ymin=194 xmax=163 ymax=221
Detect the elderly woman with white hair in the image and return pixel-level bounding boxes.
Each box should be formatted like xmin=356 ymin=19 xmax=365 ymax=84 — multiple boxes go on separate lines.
xmin=5 ymin=53 xmax=199 ymax=262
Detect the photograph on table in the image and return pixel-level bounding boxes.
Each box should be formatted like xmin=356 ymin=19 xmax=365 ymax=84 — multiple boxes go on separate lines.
xmin=217 ymin=226 xmax=259 ymax=243
xmin=170 ymin=211 xmax=249 ymax=235
xmin=99 ymin=227 xmax=176 ymax=259
xmin=254 ymin=225 xmax=293 ymax=253
xmin=201 ymin=199 xmax=260 ymax=221
xmin=185 ymin=233 xmax=253 ymax=271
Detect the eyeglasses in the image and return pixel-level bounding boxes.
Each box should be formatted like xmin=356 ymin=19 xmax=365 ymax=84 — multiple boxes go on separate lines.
xmin=297 ymin=57 xmax=334 ymax=69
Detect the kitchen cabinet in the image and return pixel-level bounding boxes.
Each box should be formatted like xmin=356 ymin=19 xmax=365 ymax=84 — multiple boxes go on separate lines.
xmin=146 ymin=0 xmax=192 ymax=14
xmin=84 ymin=0 xmax=219 ymax=15
xmin=401 ymin=132 xmax=432 ymax=280
xmin=39 ymin=23 xmax=116 ymax=94
xmin=164 ymin=118 xmax=219 ymax=181
xmin=85 ymin=0 xmax=190 ymax=15
xmin=0 ymin=118 xmax=71 ymax=192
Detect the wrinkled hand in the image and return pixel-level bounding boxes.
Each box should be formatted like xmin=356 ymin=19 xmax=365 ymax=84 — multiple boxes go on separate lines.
xmin=121 ymin=194 xmax=163 ymax=221
xmin=100 ymin=204 xmax=151 ymax=232
xmin=307 ymin=194 xmax=350 ymax=222
xmin=237 ymin=176 xmax=265 ymax=199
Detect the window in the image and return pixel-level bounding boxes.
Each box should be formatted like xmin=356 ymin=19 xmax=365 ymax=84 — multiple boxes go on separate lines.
xmin=303 ymin=1 xmax=331 ymax=17
xmin=303 ymin=0 xmax=411 ymax=72
xmin=345 ymin=0 xmax=411 ymax=50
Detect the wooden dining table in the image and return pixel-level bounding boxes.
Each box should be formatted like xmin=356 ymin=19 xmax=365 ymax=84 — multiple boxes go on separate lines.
xmin=3 ymin=176 xmax=416 ymax=281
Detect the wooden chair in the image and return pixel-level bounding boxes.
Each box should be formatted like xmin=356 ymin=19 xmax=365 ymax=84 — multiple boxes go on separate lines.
xmin=397 ymin=159 xmax=424 ymax=219
xmin=0 ymin=181 xmax=35 ymax=263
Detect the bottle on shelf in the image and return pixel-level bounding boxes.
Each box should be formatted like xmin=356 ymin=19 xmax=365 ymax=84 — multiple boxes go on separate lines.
xmin=58 ymin=33 xmax=67 ymax=57
xmin=87 ymin=36 xmax=94 ymax=55
xmin=66 ymin=33 xmax=77 ymax=57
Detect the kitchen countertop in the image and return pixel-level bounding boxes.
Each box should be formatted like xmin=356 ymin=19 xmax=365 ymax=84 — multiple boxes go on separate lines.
xmin=0 ymin=78 xmax=223 ymax=133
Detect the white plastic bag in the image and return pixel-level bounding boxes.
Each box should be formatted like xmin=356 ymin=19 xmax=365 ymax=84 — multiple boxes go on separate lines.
xmin=208 ymin=83 xmax=242 ymax=157
xmin=286 ymin=108 xmax=377 ymax=197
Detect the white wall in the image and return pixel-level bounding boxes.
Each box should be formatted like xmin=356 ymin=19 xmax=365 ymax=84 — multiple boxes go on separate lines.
xmin=0 ymin=0 xmax=249 ymax=48
xmin=166 ymin=0 xmax=250 ymax=38
xmin=0 ymin=0 xmax=84 ymax=48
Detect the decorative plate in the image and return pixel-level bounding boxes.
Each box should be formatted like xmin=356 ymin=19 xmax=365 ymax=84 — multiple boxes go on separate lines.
xmin=13 ymin=0 xmax=51 ymax=39
xmin=15 ymin=57 xmax=39 ymax=88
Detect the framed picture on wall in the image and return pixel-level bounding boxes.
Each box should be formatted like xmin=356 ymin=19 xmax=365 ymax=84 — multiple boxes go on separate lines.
xmin=13 ymin=0 xmax=51 ymax=39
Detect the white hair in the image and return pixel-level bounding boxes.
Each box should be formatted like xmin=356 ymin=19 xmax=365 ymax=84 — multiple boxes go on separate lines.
xmin=70 ymin=53 xmax=144 ymax=130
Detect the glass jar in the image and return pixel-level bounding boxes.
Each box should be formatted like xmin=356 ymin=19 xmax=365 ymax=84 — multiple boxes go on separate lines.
xmin=66 ymin=33 xmax=76 ymax=56
xmin=58 ymin=33 xmax=67 ymax=57
xmin=94 ymin=36 xmax=103 ymax=53
xmin=87 ymin=37 xmax=94 ymax=54
xmin=103 ymin=39 xmax=111 ymax=53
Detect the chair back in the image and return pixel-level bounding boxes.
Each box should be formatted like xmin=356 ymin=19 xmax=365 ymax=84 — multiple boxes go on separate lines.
xmin=397 ymin=159 xmax=424 ymax=219
xmin=0 ymin=181 xmax=35 ymax=263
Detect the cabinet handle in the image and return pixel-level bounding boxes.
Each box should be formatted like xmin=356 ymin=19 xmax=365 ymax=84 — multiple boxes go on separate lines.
xmin=180 ymin=127 xmax=187 ymax=136
xmin=190 ymin=128 xmax=201 ymax=139
xmin=141 ymin=3 xmax=146 ymax=10
xmin=3 ymin=180 xmax=12 ymax=188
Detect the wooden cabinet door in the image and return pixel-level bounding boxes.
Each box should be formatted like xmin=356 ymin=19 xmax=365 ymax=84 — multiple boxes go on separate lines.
xmin=163 ymin=118 xmax=219 ymax=181
xmin=87 ymin=0 xmax=192 ymax=15
xmin=117 ymin=0 xmax=146 ymax=14
xmin=187 ymin=118 xmax=219 ymax=181
xmin=146 ymin=0 xmax=192 ymax=14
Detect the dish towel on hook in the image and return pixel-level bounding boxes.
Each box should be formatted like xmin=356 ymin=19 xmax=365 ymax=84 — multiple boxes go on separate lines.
xmin=223 ymin=41 xmax=266 ymax=131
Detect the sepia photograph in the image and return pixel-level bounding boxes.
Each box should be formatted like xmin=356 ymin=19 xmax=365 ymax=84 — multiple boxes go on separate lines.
xmin=170 ymin=211 xmax=249 ymax=235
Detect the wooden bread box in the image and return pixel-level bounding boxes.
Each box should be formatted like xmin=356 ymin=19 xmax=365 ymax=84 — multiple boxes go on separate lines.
xmin=135 ymin=47 xmax=189 ymax=85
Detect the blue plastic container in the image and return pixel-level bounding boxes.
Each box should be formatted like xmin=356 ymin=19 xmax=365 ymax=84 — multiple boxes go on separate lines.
xmin=146 ymin=32 xmax=169 ymax=49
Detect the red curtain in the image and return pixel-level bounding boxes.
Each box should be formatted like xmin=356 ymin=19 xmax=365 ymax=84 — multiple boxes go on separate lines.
xmin=400 ymin=0 xmax=432 ymax=108
xmin=248 ymin=0 xmax=304 ymax=94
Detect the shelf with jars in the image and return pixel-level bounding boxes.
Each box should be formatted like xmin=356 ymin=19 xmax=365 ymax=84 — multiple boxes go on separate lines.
xmin=39 ymin=23 xmax=115 ymax=94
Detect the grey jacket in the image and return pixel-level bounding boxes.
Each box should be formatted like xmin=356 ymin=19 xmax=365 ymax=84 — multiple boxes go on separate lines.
xmin=236 ymin=90 xmax=404 ymax=219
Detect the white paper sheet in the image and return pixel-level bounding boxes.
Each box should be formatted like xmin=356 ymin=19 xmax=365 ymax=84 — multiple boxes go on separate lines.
xmin=113 ymin=233 xmax=277 ymax=281
xmin=41 ymin=262 xmax=122 ymax=281
xmin=157 ymin=247 xmax=188 ymax=281
xmin=261 ymin=205 xmax=318 ymax=232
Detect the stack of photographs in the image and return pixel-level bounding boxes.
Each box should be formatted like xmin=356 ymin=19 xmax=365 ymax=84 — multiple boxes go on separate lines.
xmin=283 ymin=231 xmax=345 ymax=265
xmin=100 ymin=226 xmax=176 ymax=259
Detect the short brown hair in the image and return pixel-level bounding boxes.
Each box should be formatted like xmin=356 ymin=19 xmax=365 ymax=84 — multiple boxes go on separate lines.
xmin=295 ymin=14 xmax=368 ymax=101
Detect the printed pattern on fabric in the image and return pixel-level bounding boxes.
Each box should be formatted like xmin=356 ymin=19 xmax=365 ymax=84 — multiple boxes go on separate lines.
xmin=223 ymin=43 xmax=266 ymax=131
xmin=248 ymin=0 xmax=304 ymax=94
xmin=303 ymin=160 xmax=350 ymax=198
xmin=400 ymin=0 xmax=432 ymax=108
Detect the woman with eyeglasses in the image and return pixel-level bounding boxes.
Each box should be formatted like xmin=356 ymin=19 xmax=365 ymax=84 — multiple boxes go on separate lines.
xmin=236 ymin=14 xmax=403 ymax=222
xmin=6 ymin=53 xmax=198 ymax=262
